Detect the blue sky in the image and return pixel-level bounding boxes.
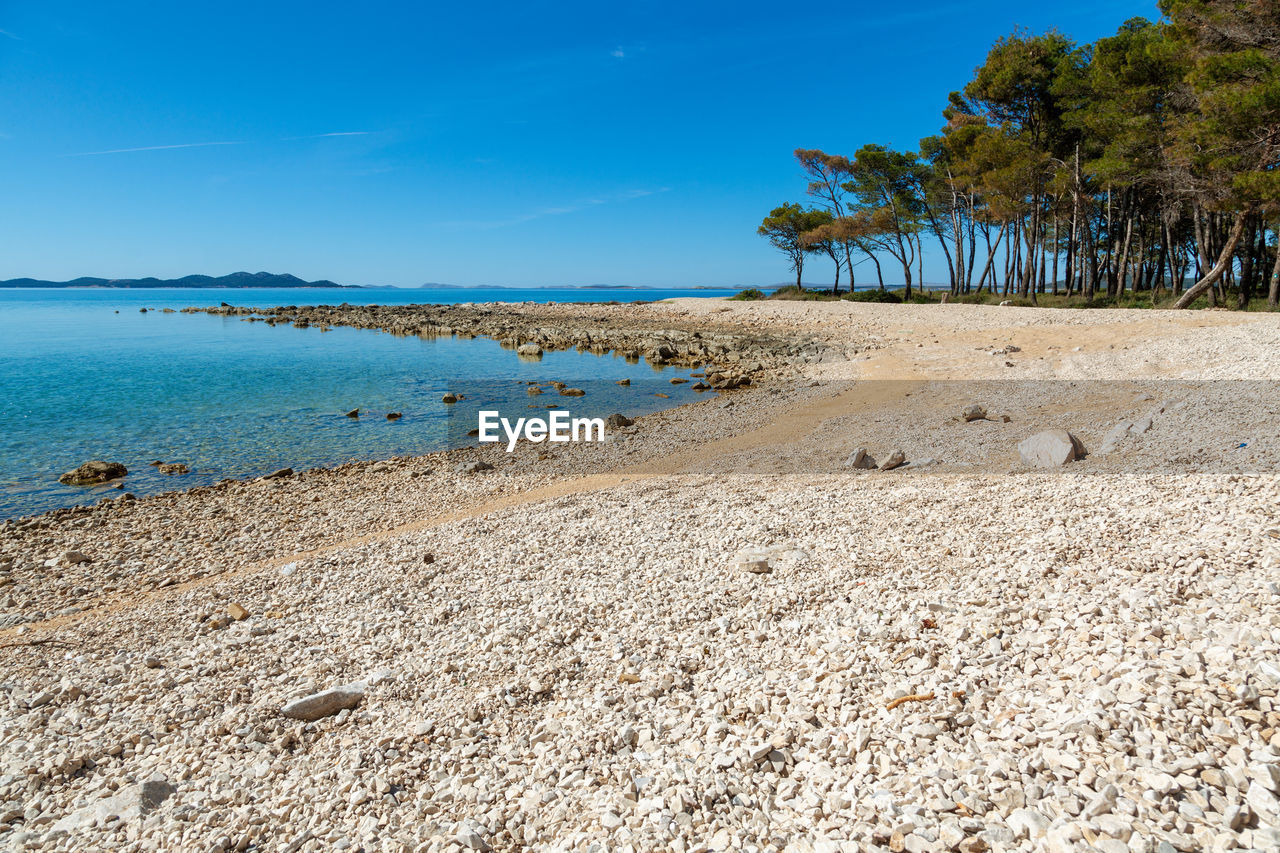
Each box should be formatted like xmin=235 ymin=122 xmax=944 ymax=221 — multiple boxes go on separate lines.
xmin=0 ymin=0 xmax=1161 ymax=288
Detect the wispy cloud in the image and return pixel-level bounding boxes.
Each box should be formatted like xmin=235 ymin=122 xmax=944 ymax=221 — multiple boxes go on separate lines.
xmin=0 ymin=29 xmax=19 ymax=40
xmin=442 ymin=187 xmax=669 ymax=229
xmin=610 ymin=47 xmax=625 ymax=59
xmin=65 ymin=140 xmax=245 ymax=157
xmin=65 ymin=131 xmax=378 ymax=158
xmin=283 ymin=131 xmax=375 ymax=140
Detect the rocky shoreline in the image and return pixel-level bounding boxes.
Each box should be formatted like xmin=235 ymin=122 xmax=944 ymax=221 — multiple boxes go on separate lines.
xmin=3 ymin=299 xmax=1280 ymax=852
xmin=185 ymin=301 xmax=839 ymax=387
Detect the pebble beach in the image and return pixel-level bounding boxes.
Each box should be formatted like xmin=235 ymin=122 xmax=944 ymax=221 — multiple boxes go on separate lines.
xmin=3 ymin=298 xmax=1280 ymax=853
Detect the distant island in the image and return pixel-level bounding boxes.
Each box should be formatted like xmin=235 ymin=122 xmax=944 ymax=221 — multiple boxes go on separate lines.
xmin=413 ymin=282 xmax=736 ymax=290
xmin=0 ymin=271 xmax=353 ymax=289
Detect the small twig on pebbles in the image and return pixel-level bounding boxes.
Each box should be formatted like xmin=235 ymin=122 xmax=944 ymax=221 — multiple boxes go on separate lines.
xmin=886 ymin=692 xmax=935 ymax=711
xmin=0 ymin=637 xmax=74 ymax=650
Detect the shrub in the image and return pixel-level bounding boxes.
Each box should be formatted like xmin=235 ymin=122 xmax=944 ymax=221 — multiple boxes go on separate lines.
xmin=843 ymin=289 xmax=902 ymax=304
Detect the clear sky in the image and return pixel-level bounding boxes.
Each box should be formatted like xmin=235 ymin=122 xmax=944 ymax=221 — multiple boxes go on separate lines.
xmin=0 ymin=0 xmax=1162 ymax=288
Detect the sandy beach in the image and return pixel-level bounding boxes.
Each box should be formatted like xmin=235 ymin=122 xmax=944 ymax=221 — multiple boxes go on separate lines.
xmin=3 ymin=299 xmax=1280 ymax=852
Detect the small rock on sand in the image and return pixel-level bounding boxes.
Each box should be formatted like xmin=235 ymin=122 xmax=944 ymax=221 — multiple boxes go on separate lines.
xmin=845 ymin=448 xmax=876 ymax=470
xmin=52 ymin=778 xmax=175 ymax=833
xmin=280 ymin=683 xmax=366 ymax=721
xmin=228 ymin=602 xmax=250 ymax=621
xmin=879 ymin=449 xmax=907 ymax=471
xmin=455 ymin=460 xmax=493 ymax=475
xmin=962 ymin=404 xmax=988 ymax=422
xmin=1018 ymin=429 xmax=1087 ymax=467
xmin=1100 ymin=420 xmax=1132 ymax=454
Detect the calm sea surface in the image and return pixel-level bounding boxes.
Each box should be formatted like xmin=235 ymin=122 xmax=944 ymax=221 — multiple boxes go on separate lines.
xmin=0 ymin=287 xmax=736 ymax=518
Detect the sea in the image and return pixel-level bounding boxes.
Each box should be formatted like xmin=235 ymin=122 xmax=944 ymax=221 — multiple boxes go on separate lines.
xmin=0 ymin=287 xmax=738 ymax=518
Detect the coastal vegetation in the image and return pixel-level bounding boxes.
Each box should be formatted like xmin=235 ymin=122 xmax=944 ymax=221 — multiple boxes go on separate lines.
xmin=760 ymin=0 xmax=1280 ymax=309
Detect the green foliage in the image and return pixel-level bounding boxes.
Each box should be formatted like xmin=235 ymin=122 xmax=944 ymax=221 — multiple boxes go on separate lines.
xmin=757 ymin=203 xmax=836 ymax=287
xmin=842 ymin=289 xmax=903 ymax=304
xmin=730 ymin=288 xmax=766 ymax=301
xmin=767 ymin=285 xmax=835 ymax=301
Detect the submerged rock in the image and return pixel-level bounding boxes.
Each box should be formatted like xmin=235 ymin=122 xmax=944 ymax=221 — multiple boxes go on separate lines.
xmin=58 ymin=460 xmax=128 ymax=486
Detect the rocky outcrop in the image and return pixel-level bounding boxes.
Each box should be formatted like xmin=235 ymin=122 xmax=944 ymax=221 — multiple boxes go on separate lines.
xmin=58 ymin=460 xmax=127 ymax=486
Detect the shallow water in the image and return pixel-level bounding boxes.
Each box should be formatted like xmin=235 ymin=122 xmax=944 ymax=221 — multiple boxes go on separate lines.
xmin=0 ymin=288 xmax=729 ymax=517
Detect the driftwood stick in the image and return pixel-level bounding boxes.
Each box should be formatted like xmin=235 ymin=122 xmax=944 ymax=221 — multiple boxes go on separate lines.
xmin=886 ymin=692 xmax=935 ymax=711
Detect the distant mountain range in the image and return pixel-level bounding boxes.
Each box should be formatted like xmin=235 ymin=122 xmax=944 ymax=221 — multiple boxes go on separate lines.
xmin=0 ymin=271 xmax=352 ymax=289
xmin=0 ymin=272 xmax=752 ymax=290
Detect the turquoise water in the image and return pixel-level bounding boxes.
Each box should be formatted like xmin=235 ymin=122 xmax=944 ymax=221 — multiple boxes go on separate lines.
xmin=0 ymin=288 xmax=733 ymax=518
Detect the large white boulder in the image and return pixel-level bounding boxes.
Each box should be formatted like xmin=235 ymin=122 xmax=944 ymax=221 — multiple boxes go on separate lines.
xmin=1018 ymin=430 xmax=1087 ymax=467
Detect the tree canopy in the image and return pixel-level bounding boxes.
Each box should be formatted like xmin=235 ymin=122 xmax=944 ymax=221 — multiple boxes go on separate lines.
xmin=759 ymin=3 xmax=1280 ymax=308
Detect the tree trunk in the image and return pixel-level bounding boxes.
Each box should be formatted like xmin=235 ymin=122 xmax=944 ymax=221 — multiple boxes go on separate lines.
xmin=975 ymin=223 xmax=1006 ymax=295
xmin=1051 ymin=210 xmax=1060 ymax=296
xmin=1114 ymin=209 xmax=1134 ymax=297
xmin=1238 ymin=218 xmax=1259 ymax=310
xmin=1174 ymin=211 xmax=1250 ymax=309
xmin=1269 ymin=223 xmax=1280 ymax=307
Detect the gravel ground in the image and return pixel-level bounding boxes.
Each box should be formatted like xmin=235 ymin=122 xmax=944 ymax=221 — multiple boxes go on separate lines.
xmin=2 ymin=300 xmax=1280 ymax=852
